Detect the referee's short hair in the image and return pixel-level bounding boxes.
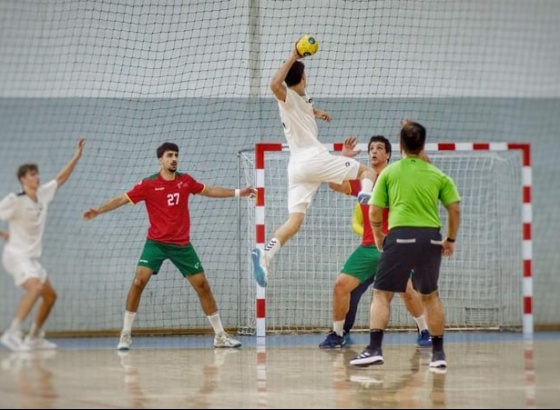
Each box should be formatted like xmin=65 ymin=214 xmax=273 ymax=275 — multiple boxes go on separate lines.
xmin=400 ymin=122 xmax=426 ymax=155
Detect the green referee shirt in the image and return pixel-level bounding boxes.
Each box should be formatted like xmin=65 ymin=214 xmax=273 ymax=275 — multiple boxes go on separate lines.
xmin=369 ymin=156 xmax=461 ymax=229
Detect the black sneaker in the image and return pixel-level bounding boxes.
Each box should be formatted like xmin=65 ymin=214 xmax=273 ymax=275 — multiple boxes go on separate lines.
xmin=429 ymin=350 xmax=447 ymax=369
xmin=349 ymin=347 xmax=384 ymax=367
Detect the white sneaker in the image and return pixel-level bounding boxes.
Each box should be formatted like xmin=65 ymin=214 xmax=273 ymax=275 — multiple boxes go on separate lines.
xmin=117 ymin=331 xmax=132 ymax=351
xmin=24 ymin=331 xmax=57 ymax=350
xmin=213 ymin=332 xmax=242 ymax=348
xmin=0 ymin=331 xmax=31 ymax=352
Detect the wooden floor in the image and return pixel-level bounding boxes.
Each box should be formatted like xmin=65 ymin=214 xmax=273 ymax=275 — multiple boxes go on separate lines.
xmin=0 ymin=333 xmax=558 ymax=409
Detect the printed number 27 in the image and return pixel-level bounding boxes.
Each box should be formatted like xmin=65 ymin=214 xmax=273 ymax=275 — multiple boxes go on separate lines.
xmin=167 ymin=193 xmax=180 ymax=206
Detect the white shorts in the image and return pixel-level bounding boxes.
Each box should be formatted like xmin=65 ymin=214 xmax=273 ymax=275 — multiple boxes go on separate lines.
xmin=2 ymin=251 xmax=47 ymax=287
xmin=287 ymin=151 xmax=361 ymax=214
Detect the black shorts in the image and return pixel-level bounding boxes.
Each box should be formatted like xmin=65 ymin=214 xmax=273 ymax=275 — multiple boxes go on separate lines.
xmin=374 ymin=227 xmax=443 ymax=294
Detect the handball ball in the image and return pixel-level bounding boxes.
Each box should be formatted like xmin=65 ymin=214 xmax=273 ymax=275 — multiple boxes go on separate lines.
xmin=296 ymin=35 xmax=319 ymax=57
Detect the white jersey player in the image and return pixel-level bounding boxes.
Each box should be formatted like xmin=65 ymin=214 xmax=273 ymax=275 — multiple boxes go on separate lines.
xmin=0 ymin=138 xmax=85 ymax=351
xmin=251 ymin=40 xmax=376 ymax=288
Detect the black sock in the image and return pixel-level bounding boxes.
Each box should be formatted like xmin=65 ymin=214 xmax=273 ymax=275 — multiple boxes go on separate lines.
xmin=369 ymin=329 xmax=384 ymax=350
xmin=431 ymin=335 xmax=444 ymax=352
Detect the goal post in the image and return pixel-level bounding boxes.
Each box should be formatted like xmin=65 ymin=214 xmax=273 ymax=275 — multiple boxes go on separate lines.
xmin=239 ymin=142 xmax=532 ymax=337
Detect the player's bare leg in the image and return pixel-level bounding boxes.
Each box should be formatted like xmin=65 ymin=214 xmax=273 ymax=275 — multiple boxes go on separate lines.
xmin=0 ymin=278 xmax=43 ymax=351
xmin=421 ymin=290 xmax=447 ymax=369
xmin=319 ymin=273 xmax=360 ymax=349
xmin=400 ymin=279 xmax=432 ymax=347
xmin=188 ymin=273 xmax=241 ymax=348
xmin=117 ymin=266 xmax=153 ymax=350
xmin=350 ymin=289 xmax=393 ymax=367
xmin=23 ymin=279 xmax=58 ymax=350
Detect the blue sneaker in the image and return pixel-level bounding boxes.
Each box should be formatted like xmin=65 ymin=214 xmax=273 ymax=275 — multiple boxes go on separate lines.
xmin=343 ymin=330 xmax=354 ymax=346
xmin=357 ymin=191 xmax=371 ymax=204
xmin=416 ymin=329 xmax=432 ymax=348
xmin=319 ymin=331 xmax=346 ymax=349
xmin=349 ymin=347 xmax=384 ymax=367
xmin=251 ymin=248 xmax=268 ymax=288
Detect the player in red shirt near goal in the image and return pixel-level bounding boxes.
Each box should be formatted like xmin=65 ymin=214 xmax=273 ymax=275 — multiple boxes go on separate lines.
xmin=83 ymin=142 xmax=255 ymax=350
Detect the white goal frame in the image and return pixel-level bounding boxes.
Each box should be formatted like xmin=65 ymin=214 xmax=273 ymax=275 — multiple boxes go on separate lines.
xmin=250 ymin=142 xmax=532 ymax=338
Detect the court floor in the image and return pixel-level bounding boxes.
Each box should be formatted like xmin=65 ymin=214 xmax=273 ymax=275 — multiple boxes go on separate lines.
xmin=0 ymin=331 xmax=558 ymax=409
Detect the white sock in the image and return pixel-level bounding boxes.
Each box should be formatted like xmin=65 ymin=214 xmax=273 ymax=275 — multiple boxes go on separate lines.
xmin=207 ymin=312 xmax=225 ymax=335
xmin=123 ymin=311 xmax=137 ymax=333
xmin=333 ymin=320 xmax=345 ymax=337
xmin=414 ymin=315 xmax=428 ymax=332
xmin=8 ymin=318 xmax=22 ymax=334
xmin=29 ymin=322 xmax=41 ymax=338
xmin=264 ymin=237 xmax=281 ymax=262
xmin=360 ymin=178 xmax=373 ymax=193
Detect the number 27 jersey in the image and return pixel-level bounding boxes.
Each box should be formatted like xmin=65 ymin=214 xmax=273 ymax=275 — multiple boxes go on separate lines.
xmin=125 ymin=172 xmax=205 ymax=246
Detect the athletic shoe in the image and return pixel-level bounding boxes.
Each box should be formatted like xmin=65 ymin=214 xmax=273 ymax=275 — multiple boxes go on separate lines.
xmin=319 ymin=331 xmax=346 ymax=349
xmin=349 ymin=347 xmax=384 ymax=367
xmin=357 ymin=191 xmax=371 ymax=204
xmin=251 ymin=248 xmax=268 ymax=288
xmin=214 ymin=332 xmax=242 ymax=348
xmin=343 ymin=330 xmax=355 ymax=346
xmin=429 ymin=350 xmax=447 ymax=369
xmin=0 ymin=331 xmax=31 ymax=352
xmin=416 ymin=329 xmax=432 ymax=348
xmin=24 ymin=331 xmax=57 ymax=350
xmin=117 ymin=331 xmax=132 ymax=351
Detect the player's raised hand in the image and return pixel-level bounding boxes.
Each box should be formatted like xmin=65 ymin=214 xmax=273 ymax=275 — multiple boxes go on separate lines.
xmin=75 ymin=137 xmax=85 ymax=158
xmin=0 ymin=231 xmax=9 ymax=241
xmin=341 ymin=136 xmax=360 ymax=158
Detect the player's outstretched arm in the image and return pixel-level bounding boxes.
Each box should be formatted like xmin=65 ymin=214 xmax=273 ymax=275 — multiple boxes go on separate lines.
xmin=0 ymin=231 xmax=8 ymax=241
xmin=270 ymin=42 xmax=300 ymax=102
xmin=83 ymin=194 xmax=129 ymax=220
xmin=200 ymin=185 xmax=256 ymax=199
xmin=56 ymin=138 xmax=85 ymax=187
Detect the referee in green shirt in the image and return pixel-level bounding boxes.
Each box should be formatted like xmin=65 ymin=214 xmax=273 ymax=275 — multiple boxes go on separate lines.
xmin=350 ymin=120 xmax=461 ymax=371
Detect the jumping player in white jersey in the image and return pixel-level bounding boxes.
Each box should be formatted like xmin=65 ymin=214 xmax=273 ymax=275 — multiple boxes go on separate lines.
xmin=251 ymin=40 xmax=376 ymax=287
xmin=0 ymin=138 xmax=85 ymax=351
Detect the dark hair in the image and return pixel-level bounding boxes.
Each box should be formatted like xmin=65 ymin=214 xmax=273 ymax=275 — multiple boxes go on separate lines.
xmin=17 ymin=164 xmax=38 ymax=180
xmin=400 ymin=122 xmax=426 ymax=155
xmin=368 ymin=135 xmax=392 ymax=162
xmin=156 ymin=142 xmax=179 ymax=159
xmin=285 ymin=61 xmax=305 ymax=87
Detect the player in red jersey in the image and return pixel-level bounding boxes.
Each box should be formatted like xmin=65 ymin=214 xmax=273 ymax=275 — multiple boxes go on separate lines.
xmin=83 ymin=142 xmax=255 ymax=350
xmin=318 ymin=136 xmax=431 ymax=349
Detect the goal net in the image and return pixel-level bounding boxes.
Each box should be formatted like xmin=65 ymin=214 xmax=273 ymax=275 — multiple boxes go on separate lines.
xmin=239 ymin=143 xmax=527 ymax=335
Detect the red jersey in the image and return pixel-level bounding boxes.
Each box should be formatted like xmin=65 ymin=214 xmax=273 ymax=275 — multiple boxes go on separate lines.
xmin=126 ymin=172 xmax=205 ymax=245
xmin=349 ymin=179 xmax=389 ymax=246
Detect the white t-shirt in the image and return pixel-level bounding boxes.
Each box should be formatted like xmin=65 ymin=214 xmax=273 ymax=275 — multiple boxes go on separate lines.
xmin=277 ymin=88 xmax=328 ymax=158
xmin=0 ymin=180 xmax=58 ymax=258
